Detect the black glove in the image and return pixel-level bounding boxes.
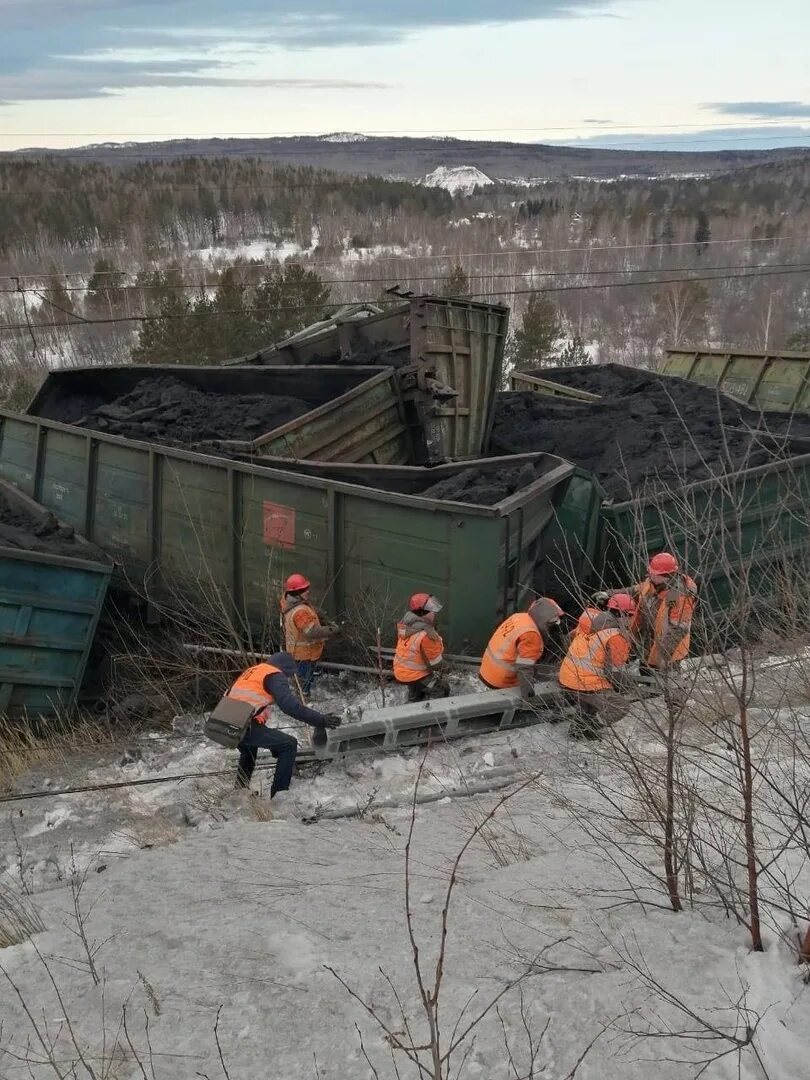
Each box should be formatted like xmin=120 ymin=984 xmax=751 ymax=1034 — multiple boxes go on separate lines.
xmin=319 ymin=714 xmax=342 ymax=730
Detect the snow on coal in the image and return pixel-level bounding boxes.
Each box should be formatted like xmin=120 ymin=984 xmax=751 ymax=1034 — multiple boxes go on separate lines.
xmin=64 ymin=376 xmax=312 ymax=448
xmin=492 ymin=364 xmax=810 ymax=500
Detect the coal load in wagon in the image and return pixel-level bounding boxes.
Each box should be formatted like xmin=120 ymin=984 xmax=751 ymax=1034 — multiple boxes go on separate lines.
xmin=492 ymin=364 xmax=810 ymax=500
xmin=0 ymin=490 xmax=105 ymax=560
xmin=420 ymin=462 xmax=542 ymax=506
xmin=58 ymin=376 xmax=312 ymax=450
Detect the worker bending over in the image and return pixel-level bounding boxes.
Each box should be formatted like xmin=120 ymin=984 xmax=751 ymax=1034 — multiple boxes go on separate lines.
xmin=599 ymin=552 xmax=697 ymax=674
xmin=480 ymin=597 xmax=564 ymax=697
xmin=558 ymin=594 xmax=637 ymax=739
xmin=571 ymin=605 xmax=603 ymax=640
xmin=393 ymin=593 xmax=448 ymax=702
xmin=228 ymin=652 xmax=340 ymax=793
xmin=281 ymin=573 xmax=340 ymax=701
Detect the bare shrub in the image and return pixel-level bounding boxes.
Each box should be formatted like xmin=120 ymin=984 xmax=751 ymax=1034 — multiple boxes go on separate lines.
xmin=329 ymin=755 xmax=602 ymax=1078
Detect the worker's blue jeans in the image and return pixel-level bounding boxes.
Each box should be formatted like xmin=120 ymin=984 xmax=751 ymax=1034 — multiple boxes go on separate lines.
xmin=296 ymin=660 xmax=318 ymax=695
xmin=237 ymin=723 xmax=298 ymax=795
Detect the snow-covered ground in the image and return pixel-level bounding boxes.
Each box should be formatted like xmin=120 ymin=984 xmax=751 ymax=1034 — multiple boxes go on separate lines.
xmin=421 ymin=166 xmax=495 ymax=194
xmin=1 ymin=660 xmax=809 ymax=1079
xmin=319 ymin=133 xmax=370 ymax=144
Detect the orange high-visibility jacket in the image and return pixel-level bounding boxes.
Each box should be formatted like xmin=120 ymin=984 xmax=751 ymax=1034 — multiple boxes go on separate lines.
xmin=226 ymin=663 xmax=281 ymax=725
xmin=558 ymin=629 xmax=630 ymax=692
xmin=281 ymin=597 xmax=324 ymax=662
xmin=479 ymin=613 xmax=543 ymax=689
xmin=632 ymin=575 xmax=697 ymax=667
xmin=393 ymin=621 xmax=445 ymax=684
xmin=570 ymin=606 xmax=602 ymax=642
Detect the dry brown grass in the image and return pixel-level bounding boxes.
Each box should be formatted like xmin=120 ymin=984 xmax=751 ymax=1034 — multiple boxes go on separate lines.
xmin=0 ymin=874 xmax=45 ymax=948
xmin=0 ymin=712 xmax=120 ymax=792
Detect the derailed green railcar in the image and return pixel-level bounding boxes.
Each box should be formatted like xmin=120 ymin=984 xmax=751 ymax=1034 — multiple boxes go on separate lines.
xmin=0 ymin=409 xmax=599 ymax=654
xmin=0 ymin=481 xmax=112 ymax=718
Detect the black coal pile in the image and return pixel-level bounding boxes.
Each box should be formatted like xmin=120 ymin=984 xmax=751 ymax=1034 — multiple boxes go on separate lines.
xmin=0 ymin=492 xmax=104 ymax=560
xmin=492 ymin=365 xmax=810 ymax=500
xmin=421 ymin=462 xmax=541 ymax=506
xmin=71 ymin=377 xmax=312 ymax=447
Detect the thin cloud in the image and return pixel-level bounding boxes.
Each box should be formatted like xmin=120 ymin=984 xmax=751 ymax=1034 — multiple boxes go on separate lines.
xmin=0 ymin=1 xmax=620 ymax=102
xmin=0 ymin=62 xmax=388 ymax=103
xmin=544 ymin=124 xmax=810 ymax=152
xmin=705 ymin=100 xmax=810 ymax=120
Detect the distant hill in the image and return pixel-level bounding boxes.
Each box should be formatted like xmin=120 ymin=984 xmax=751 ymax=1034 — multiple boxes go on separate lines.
xmin=9 ymin=133 xmax=810 ymax=182
xmin=422 ymin=165 xmax=495 ymax=193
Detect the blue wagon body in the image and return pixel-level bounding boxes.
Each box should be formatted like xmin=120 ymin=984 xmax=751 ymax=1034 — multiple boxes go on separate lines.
xmin=0 ymin=486 xmax=112 ymax=719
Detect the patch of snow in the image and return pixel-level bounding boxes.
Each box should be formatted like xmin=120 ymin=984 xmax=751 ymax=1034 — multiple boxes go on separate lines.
xmin=500 ymin=176 xmax=557 ymax=187
xmin=25 ymin=805 xmax=74 ymax=837
xmin=340 ymin=242 xmax=429 ymax=262
xmin=2 ymin=656 xmax=809 ymax=1078
xmin=319 ymin=132 xmax=369 ymax=143
xmin=192 ymin=240 xmax=302 ymax=263
xmin=421 ymin=165 xmax=495 ymax=195
xmin=192 ymin=225 xmax=319 ymax=265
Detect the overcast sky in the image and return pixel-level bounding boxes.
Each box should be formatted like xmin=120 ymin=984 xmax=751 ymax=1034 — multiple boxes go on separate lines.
xmin=1 ymin=0 xmax=808 ymax=152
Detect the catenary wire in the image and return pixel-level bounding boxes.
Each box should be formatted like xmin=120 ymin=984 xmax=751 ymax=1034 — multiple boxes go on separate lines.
xmin=2 ymin=260 xmax=808 ymax=295
xmin=1 ymin=266 xmax=807 ymax=333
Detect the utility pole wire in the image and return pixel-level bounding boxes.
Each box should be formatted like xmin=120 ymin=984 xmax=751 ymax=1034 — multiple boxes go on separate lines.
xmin=13 ymin=275 xmax=41 ymax=364
xmin=0 ymin=260 xmax=806 ymax=295
xmin=0 ymin=236 xmax=804 ymax=282
xmin=0 ymin=265 xmax=807 ymax=334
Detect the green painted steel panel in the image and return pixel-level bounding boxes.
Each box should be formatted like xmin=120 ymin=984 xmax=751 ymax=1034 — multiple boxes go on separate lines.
xmin=663 ymin=349 xmax=810 ymax=414
xmin=509 ymin=371 xmax=601 ymax=402
xmin=689 ymin=354 xmax=728 ymax=388
xmin=252 ymin=370 xmax=410 ymax=464
xmin=232 ymin=296 xmax=510 ymax=464
xmin=0 ymin=416 xmax=37 ymax=493
xmin=0 ymin=489 xmax=112 ymax=719
xmin=659 ymin=352 xmax=697 ymax=380
xmin=755 ymin=357 xmax=807 ymax=411
xmin=721 ymin=355 xmax=767 ymax=403
xmin=39 ymin=427 xmax=88 ymax=531
xmin=598 ymin=452 xmax=810 ymax=633
xmin=0 ymin=409 xmax=589 ymax=654
xmin=412 ymin=299 xmax=508 ymax=460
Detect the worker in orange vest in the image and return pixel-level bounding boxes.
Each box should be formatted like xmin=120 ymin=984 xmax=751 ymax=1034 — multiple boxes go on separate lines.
xmin=280 ymin=573 xmax=340 ymax=701
xmin=393 ymin=593 xmax=449 ymax=702
xmin=570 ymin=605 xmax=603 ymax=641
xmin=558 ymin=594 xmax=637 ymax=739
xmin=479 ymin=597 xmax=564 ymax=697
xmin=598 ymin=552 xmax=697 ymax=674
xmin=227 ymin=652 xmax=340 ymax=792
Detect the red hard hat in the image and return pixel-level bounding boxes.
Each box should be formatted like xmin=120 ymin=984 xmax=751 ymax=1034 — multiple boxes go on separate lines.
xmin=409 ymin=592 xmax=442 ymax=614
xmin=649 ymin=552 xmax=679 ymax=575
xmin=285 ymin=573 xmax=311 ymax=593
xmin=607 ymin=593 xmax=637 ymax=616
